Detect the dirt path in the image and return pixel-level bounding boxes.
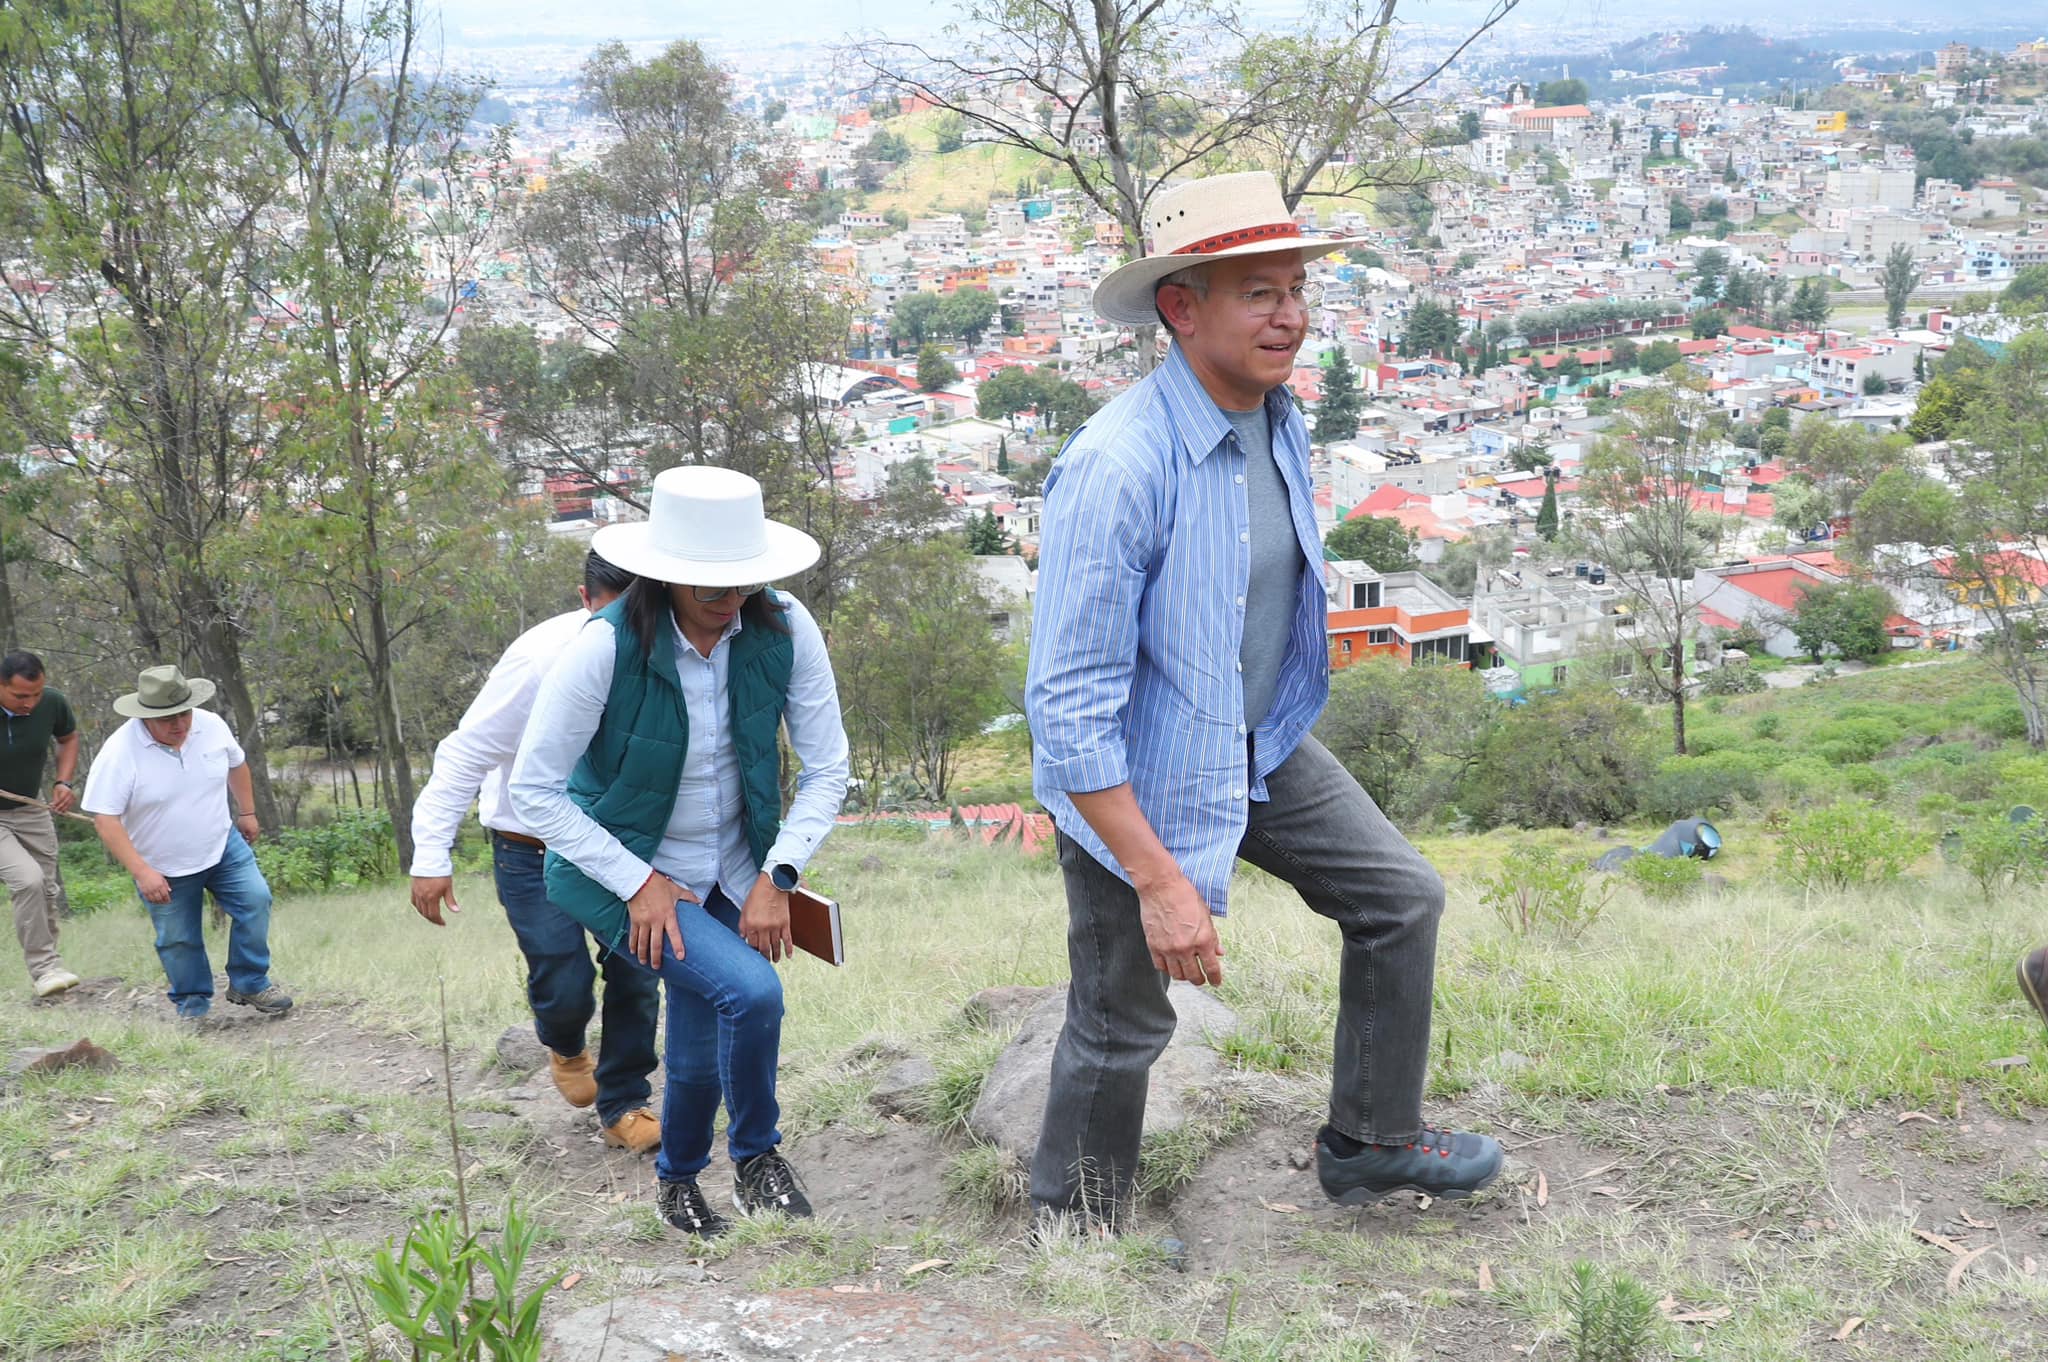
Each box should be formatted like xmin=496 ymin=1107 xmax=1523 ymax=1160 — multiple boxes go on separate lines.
xmin=12 ymin=974 xmax=2048 ymax=1360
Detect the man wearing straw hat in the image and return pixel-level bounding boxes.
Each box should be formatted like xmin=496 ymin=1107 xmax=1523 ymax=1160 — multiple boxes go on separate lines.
xmin=1027 ymin=171 xmax=1503 ymax=1236
xmin=82 ymin=665 xmax=293 ymax=1024
xmin=0 ymin=650 xmax=83 ymax=998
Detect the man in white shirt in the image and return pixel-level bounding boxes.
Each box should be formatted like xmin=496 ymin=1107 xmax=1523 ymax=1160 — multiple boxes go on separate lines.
xmin=409 ymin=550 xmax=661 ymax=1154
xmin=82 ymin=665 xmax=291 ymax=1024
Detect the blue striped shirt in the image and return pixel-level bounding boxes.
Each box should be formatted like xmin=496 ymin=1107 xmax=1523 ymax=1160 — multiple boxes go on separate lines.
xmin=1026 ymin=342 xmax=1329 ymax=916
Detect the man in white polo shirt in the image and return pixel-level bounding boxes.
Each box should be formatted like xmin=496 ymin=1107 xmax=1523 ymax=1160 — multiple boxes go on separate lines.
xmin=82 ymin=665 xmax=292 ymax=1024
xmin=409 ymin=548 xmax=661 ymax=1155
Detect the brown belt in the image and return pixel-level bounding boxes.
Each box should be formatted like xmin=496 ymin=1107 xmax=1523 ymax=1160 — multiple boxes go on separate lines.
xmin=494 ymin=830 xmax=546 ymax=850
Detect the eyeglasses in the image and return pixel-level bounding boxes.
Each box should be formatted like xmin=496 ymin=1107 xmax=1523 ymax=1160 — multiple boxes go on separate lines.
xmin=690 ymin=583 xmax=766 ymax=603
xmin=1237 ymin=282 xmax=1323 ymax=318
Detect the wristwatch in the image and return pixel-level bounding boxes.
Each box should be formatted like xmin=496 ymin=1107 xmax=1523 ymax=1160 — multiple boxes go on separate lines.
xmin=768 ymin=862 xmax=800 ymax=892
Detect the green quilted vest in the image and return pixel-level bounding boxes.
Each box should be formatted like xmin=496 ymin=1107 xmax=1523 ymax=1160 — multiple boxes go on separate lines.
xmin=543 ymin=594 xmax=793 ymax=952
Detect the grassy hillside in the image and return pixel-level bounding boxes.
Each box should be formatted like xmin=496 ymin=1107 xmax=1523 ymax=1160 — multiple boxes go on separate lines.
xmin=6 ymin=792 xmax=2048 ymax=1359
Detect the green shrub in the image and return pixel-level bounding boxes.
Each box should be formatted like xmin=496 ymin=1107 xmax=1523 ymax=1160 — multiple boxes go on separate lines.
xmin=1621 ymin=853 xmax=1704 ymax=901
xmin=1810 ymin=717 xmax=1902 ymax=765
xmin=1699 ymin=664 xmax=1764 ymax=696
xmin=1463 ymin=689 xmax=1653 ymax=828
xmin=1763 ymin=757 xmax=1844 ymax=807
xmin=1843 ymin=765 xmax=1893 ymax=801
xmin=1752 ymin=713 xmax=1782 ymax=740
xmin=62 ymin=874 xmax=133 ymax=916
xmin=367 ymin=1201 xmax=562 ymax=1358
xmin=256 ymin=810 xmax=397 ymax=894
xmin=1640 ymin=750 xmax=1766 ymax=820
xmin=1956 ymin=814 xmax=2048 ymax=900
xmin=1475 ymin=845 xmax=1613 ymax=939
xmin=1776 ymin=801 xmax=1928 ymax=891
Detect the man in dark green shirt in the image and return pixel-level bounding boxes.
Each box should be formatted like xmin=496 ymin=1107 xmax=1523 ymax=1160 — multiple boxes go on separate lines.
xmin=1 ymin=650 xmax=82 ymax=996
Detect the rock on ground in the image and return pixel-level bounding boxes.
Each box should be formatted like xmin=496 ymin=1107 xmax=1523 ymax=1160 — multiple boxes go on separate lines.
xmin=868 ymin=1056 xmax=939 ymax=1119
xmin=544 ymin=1287 xmax=1215 ymax=1361
xmin=967 ymin=983 xmax=1239 ymax=1161
xmin=495 ymin=1024 xmax=550 ymax=1076
xmin=9 ymin=1037 xmax=119 ymax=1078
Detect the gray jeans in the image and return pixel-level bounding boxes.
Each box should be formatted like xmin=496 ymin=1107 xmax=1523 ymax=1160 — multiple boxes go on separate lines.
xmin=1029 ymin=735 xmax=1445 ymax=1218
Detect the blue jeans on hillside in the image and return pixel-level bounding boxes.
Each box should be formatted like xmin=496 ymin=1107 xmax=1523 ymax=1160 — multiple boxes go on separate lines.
xmin=493 ymin=833 xmax=660 ymax=1128
xmin=146 ymin=831 xmax=274 ymax=1017
xmin=624 ymin=887 xmax=784 ymax=1185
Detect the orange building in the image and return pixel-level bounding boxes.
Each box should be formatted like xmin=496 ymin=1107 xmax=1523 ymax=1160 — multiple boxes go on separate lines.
xmin=1324 ymin=561 xmax=1484 ymax=669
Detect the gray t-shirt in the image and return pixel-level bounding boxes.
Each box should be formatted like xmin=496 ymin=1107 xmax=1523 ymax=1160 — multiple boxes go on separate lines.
xmin=1222 ymin=403 xmax=1306 ymax=731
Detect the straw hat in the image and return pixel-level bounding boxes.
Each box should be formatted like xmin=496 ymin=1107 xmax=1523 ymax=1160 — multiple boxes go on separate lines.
xmin=1092 ymin=171 xmax=1373 ymax=325
xmin=113 ymin=665 xmax=216 ymax=719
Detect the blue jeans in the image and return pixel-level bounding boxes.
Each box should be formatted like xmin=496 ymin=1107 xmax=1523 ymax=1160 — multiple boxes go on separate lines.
xmin=621 ymin=887 xmax=784 ymax=1183
xmin=146 ymin=831 xmax=274 ymax=1017
xmin=493 ymin=834 xmax=660 ymax=1127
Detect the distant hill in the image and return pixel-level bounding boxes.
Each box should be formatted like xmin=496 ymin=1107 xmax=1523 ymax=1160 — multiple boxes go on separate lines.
xmin=1513 ymin=26 xmax=1841 ymax=99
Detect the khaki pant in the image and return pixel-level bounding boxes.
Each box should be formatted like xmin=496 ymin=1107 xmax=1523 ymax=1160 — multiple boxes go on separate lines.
xmin=0 ymin=803 xmax=64 ymax=983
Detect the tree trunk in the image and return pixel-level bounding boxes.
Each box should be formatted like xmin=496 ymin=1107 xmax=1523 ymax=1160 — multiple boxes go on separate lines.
xmin=0 ymin=515 xmax=17 ymax=653
xmin=1670 ymin=644 xmax=1688 ymax=756
xmin=368 ymin=586 xmax=417 ymax=869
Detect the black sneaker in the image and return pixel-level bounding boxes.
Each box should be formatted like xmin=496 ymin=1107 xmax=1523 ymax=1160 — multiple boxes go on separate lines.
xmin=657 ymin=1178 xmax=729 ymax=1238
xmin=226 ymin=984 xmax=294 ymax=1015
xmin=2020 ymin=946 xmax=2048 ymax=1033
xmin=1316 ymin=1124 xmax=1505 ymax=1204
xmin=732 ymin=1150 xmax=813 ymax=1219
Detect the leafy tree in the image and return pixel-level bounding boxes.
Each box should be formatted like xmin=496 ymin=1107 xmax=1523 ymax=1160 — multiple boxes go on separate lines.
xmin=1512 ymin=433 xmax=1553 ymax=474
xmin=855 ymin=0 xmax=1516 ymax=375
xmin=762 ymin=99 xmax=787 ymax=125
xmin=892 ymin=292 xmax=947 ymax=346
xmin=1790 ymin=276 xmax=1833 ymax=328
xmin=1907 ymin=371 xmax=1985 ymax=442
xmin=1464 ymin=688 xmax=1655 ymax=828
xmin=1760 ymin=426 xmax=1790 ymax=461
xmin=1613 ymin=338 xmax=1641 ymax=370
xmin=1771 ymin=476 xmax=1827 ymax=535
xmin=1580 ymin=382 xmax=1733 ymax=754
xmin=1535 ymin=469 xmax=1560 ymax=540
xmin=932 ymin=113 xmax=965 ymax=154
xmin=867 ymin=129 xmax=913 ymax=162
xmin=1534 ymin=77 xmax=1588 ymax=106
xmin=1790 ymin=582 xmax=1897 ymax=663
xmin=1691 ymin=248 xmax=1729 ymax=305
xmin=964 ymin=510 xmax=1012 ymax=555
xmin=1637 ymin=339 xmax=1683 ymax=373
xmin=1849 ymin=466 xmax=1955 ymax=557
xmin=1761 ymin=406 xmax=1790 ymax=432
xmin=1881 ymin=244 xmax=1922 ymax=329
xmin=1701 ymin=196 xmax=1728 ymax=221
xmin=997 ymin=437 xmax=1011 ymax=473
xmin=1790 ymin=419 xmax=1911 ymax=518
xmin=938 ymin=287 xmax=1000 ymax=345
xmin=1667 ymin=197 xmax=1694 ymax=232
xmin=1314 ymin=349 xmax=1366 ymax=443
xmin=1316 ymin=657 xmax=1498 ymax=826
xmin=1861 ymin=370 xmax=1891 ymax=396
xmin=831 ymin=539 xmax=1005 ymax=802
xmin=978 ymin=365 xmax=1044 ymax=423
xmin=1323 ymin=515 xmax=1419 ymax=573
xmin=2004 ymin=265 xmax=2048 ymax=315
xmin=1691 ymin=310 xmax=1729 ymax=340
xmin=1458 ymin=110 xmax=1482 ymax=143
xmin=1555 ymin=354 xmax=1585 ymax=383
xmin=1403 ymin=298 xmax=1461 ymax=358
xmin=917 ymin=345 xmax=959 ymax=392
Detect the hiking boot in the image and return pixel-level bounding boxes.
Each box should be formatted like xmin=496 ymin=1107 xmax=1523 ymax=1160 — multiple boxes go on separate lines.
xmin=32 ymin=968 xmax=81 ymax=999
xmin=1316 ymin=1123 xmax=1505 ymax=1205
xmin=226 ymin=984 xmax=294 ymax=1015
xmin=548 ymin=1049 xmax=598 ymax=1108
xmin=733 ymin=1150 xmax=813 ymax=1219
xmin=600 ymin=1108 xmax=660 ymax=1153
xmin=2020 ymin=945 xmax=2048 ymax=1034
xmin=657 ymin=1178 xmax=730 ymax=1239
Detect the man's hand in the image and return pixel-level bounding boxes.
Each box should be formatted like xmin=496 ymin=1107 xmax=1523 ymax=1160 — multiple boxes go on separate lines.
xmin=135 ymin=867 xmax=173 ymax=905
xmin=48 ymin=783 xmax=76 ymax=815
xmin=626 ymin=870 xmax=698 ymax=969
xmin=1135 ymin=867 xmax=1225 ymax=986
xmin=410 ymin=876 xmax=459 ymax=926
xmin=738 ymin=872 xmax=794 ymax=963
xmin=234 ymin=812 xmax=261 ymax=846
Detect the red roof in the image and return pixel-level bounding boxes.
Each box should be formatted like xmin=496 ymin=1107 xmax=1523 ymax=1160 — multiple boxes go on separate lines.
xmin=1719 ymin=566 xmax=1821 ymax=609
xmin=1676 ymin=338 xmax=1721 ymax=356
xmin=1932 ymin=551 xmax=2048 ymax=586
xmin=1698 ymin=605 xmax=1742 ymax=630
xmin=1348 ymin=484 xmax=1423 ymax=517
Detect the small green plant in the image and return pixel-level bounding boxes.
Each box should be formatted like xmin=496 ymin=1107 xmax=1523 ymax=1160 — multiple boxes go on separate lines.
xmin=1621 ymin=853 xmax=1703 ymax=901
xmin=365 ymin=1202 xmax=562 ymax=1361
xmin=1956 ymin=814 xmax=2048 ymax=900
xmin=1475 ymin=845 xmax=1613 ymax=940
xmin=1565 ymin=1260 xmax=1661 ymax=1362
xmin=257 ymin=810 xmax=398 ymax=893
xmin=1776 ymin=802 xmax=1928 ymax=891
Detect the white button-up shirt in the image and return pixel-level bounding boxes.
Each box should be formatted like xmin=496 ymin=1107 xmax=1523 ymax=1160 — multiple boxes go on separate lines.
xmin=80 ymin=710 xmax=245 ymax=877
xmin=408 ymin=608 xmax=587 ymax=878
xmin=508 ymin=592 xmax=849 ymax=907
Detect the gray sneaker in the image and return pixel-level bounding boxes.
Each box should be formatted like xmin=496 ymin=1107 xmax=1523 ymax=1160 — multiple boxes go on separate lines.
xmin=226 ymin=984 xmax=294 ymax=1015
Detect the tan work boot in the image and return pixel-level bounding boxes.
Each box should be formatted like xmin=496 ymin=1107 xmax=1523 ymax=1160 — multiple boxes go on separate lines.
xmin=548 ymin=1050 xmax=597 ymax=1108
xmin=601 ymin=1107 xmax=660 ymax=1153
xmin=32 ymin=968 xmax=81 ymax=999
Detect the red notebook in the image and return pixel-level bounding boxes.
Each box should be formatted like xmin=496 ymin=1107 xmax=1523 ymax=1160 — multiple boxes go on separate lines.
xmin=788 ymin=886 xmax=843 ymax=966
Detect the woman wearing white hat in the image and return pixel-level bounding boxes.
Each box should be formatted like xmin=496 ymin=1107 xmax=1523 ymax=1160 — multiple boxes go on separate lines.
xmin=510 ymin=466 xmax=849 ymax=1238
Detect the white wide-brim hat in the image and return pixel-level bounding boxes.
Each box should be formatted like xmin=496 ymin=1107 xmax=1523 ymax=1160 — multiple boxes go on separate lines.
xmin=592 ymin=465 xmax=821 ymax=588
xmin=1093 ymin=171 xmax=1375 ymax=326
